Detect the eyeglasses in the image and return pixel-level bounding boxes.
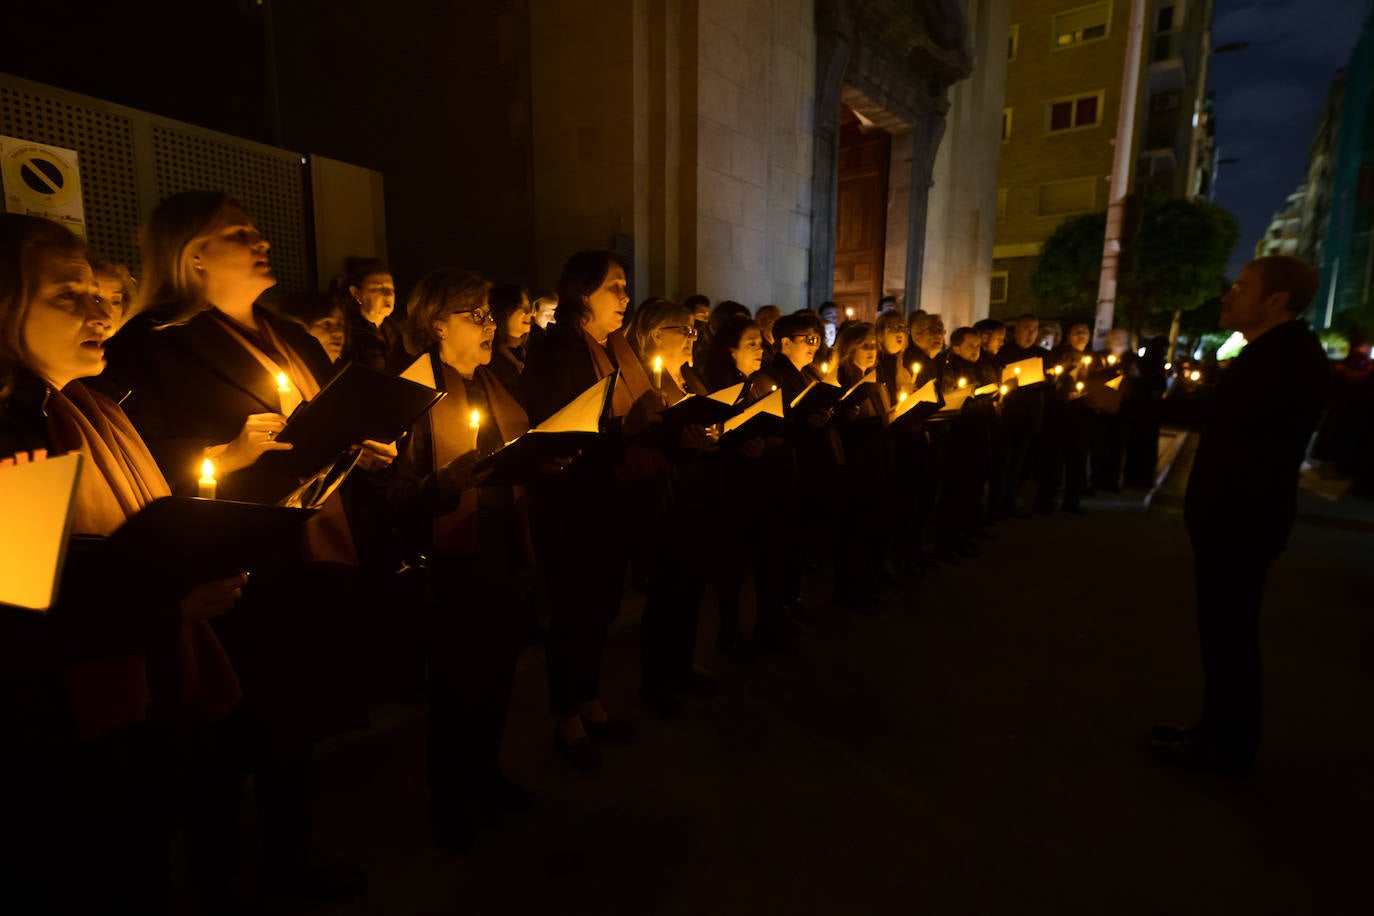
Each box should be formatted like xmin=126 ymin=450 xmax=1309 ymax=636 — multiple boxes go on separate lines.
xmin=791 ymin=334 xmax=820 ymax=346
xmin=657 ymin=324 xmax=699 ymax=338
xmin=455 ymin=307 xmax=495 ymax=326
xmin=858 ymin=342 xmax=878 ymax=350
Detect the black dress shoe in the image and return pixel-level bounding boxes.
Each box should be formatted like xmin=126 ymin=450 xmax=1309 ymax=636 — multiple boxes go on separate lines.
xmin=717 ymin=633 xmax=755 ymax=662
xmin=640 ymin=685 xmax=687 ymax=720
xmin=431 ymin=808 xmax=478 ymax=851
xmin=477 ymin=775 xmax=530 ymax=818
xmin=1148 ymin=731 xmax=1253 ymax=777
xmin=259 ymin=848 xmax=366 ymax=901
xmin=553 ymin=731 xmax=600 ymax=772
xmin=678 ymin=667 xmax=720 ymax=699
xmin=582 ymin=716 xmax=640 ymax=742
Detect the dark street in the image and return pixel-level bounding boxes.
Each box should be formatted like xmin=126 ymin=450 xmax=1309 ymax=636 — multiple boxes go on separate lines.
xmin=289 ymin=468 xmax=1374 ymax=915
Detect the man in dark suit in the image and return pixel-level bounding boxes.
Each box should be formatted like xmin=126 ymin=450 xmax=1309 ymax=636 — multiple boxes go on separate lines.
xmin=1151 ymin=256 xmax=1330 ymax=774
xmin=994 ymin=314 xmax=1047 ymax=518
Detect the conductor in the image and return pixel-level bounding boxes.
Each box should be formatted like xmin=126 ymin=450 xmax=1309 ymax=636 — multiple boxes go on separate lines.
xmin=1151 ymin=256 xmax=1330 ymax=774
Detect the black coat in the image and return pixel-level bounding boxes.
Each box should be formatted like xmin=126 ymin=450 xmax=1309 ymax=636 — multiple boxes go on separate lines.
xmin=1185 ymin=320 xmax=1329 ymax=555
xmin=342 ymin=309 xmax=408 ymax=376
xmin=100 ymin=306 xmax=335 ymax=502
xmin=0 ymin=369 xmax=182 ymax=743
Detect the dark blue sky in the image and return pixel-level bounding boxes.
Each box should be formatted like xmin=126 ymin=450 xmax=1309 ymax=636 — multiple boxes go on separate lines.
xmin=1208 ymin=0 xmax=1371 ymax=278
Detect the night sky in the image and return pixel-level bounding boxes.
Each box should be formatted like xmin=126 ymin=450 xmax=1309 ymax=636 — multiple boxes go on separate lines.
xmin=1209 ymin=0 xmax=1372 ymax=278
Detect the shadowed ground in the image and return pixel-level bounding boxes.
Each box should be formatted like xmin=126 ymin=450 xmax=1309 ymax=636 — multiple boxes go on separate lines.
xmin=281 ymin=469 xmax=1374 ymax=915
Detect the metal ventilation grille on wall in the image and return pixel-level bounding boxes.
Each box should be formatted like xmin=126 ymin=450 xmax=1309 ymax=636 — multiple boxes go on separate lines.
xmin=0 ymin=73 xmax=312 ymax=293
xmin=0 ymin=84 xmax=142 ymax=269
xmin=152 ymin=126 xmax=309 ymax=293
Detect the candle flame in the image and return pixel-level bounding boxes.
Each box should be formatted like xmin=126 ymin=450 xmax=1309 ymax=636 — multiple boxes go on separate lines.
xmin=845 ymin=307 xmax=854 ymax=318
xmin=1081 ymin=356 xmax=1092 ymax=366
xmin=1014 ymin=366 xmax=1021 ymax=375
xmin=1076 ymin=381 xmax=1084 ymax=391
xmin=771 ymin=385 xmax=778 ymax=391
xmin=653 ymin=355 xmax=662 ymax=371
xmin=898 ymin=391 xmax=908 ymax=403
xmin=1053 ymin=365 xmax=1063 ymax=376
xmin=200 ymin=458 xmax=216 ymax=482
xmin=469 ymin=409 xmax=481 ymax=429
xmin=1000 ymin=385 xmax=1008 ymax=395
xmin=1190 ymin=370 xmax=1201 ymax=381
xmin=957 ymin=377 xmax=967 ymax=388
xmin=1107 ymin=354 xmax=1118 ymax=365
xmin=912 ymin=362 xmax=921 ymax=376
xmin=276 ymin=371 xmax=290 ymax=391
xmin=821 ymin=362 xmax=829 ymax=375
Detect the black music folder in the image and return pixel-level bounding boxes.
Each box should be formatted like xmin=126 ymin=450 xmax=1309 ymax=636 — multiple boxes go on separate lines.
xmin=265 ymin=362 xmax=443 ymax=476
xmin=473 ymin=375 xmax=614 ymax=485
xmin=787 ymin=380 xmax=845 ymax=415
xmin=720 ymin=389 xmax=786 ymax=442
xmin=87 ymin=496 xmax=316 ymax=587
xmin=660 ymin=382 xmax=747 ymax=427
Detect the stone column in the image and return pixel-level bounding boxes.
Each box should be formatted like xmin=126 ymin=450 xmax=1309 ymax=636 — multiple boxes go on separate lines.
xmin=807 ymin=4 xmax=852 ymax=307
xmin=903 ymin=93 xmax=949 ymax=317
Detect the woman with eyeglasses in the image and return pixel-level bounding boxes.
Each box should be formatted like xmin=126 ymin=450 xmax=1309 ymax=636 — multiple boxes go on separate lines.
xmin=383 ymin=269 xmax=533 ymax=848
xmin=832 ymin=323 xmax=896 ymax=612
xmin=101 ymin=190 xmax=392 ymax=902
xmin=624 ymin=299 xmax=720 ymax=717
xmin=1 ymin=214 xmax=249 ymax=912
xmin=521 ymin=250 xmax=660 ymax=771
xmin=704 ymin=315 xmax=785 ymax=657
xmin=486 ymin=283 xmax=533 ymax=405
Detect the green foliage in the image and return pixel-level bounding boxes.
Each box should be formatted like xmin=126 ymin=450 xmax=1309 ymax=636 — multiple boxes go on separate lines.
xmin=1029 ymin=196 xmax=1240 ymax=328
xmin=1124 ymin=196 xmax=1239 ymax=320
xmin=1030 ymin=211 xmax=1104 ymax=314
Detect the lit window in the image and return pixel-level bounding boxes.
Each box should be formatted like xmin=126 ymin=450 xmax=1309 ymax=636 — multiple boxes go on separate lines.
xmin=1047 ymin=92 xmax=1104 ymax=132
xmin=991 ymin=271 xmax=1009 ymax=304
xmin=1002 ymin=108 xmax=1013 ymax=142
xmin=1008 ymin=24 xmax=1020 ymax=60
xmin=1037 ymin=177 xmax=1098 ymax=216
xmin=1052 ymin=2 xmax=1111 ymax=48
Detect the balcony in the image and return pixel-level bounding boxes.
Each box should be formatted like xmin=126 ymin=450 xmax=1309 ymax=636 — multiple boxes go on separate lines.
xmin=1147 ymin=32 xmax=1185 ymax=94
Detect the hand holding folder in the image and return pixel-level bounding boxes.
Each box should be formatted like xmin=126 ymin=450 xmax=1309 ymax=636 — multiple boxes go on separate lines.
xmin=261 ymin=362 xmax=443 ymax=477
xmin=1002 ymin=357 xmax=1045 ymax=387
xmin=721 ymin=389 xmax=785 ymax=442
xmin=659 ymin=382 xmax=747 ymax=427
xmin=888 ymin=380 xmax=940 ymax=425
xmin=473 ymin=375 xmax=614 ymax=485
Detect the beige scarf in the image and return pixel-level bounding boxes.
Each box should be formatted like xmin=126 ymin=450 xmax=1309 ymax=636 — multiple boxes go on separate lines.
xmin=48 ymin=382 xmax=242 ymax=742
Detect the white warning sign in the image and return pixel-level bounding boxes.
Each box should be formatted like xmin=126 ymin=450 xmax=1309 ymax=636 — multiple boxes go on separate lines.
xmin=0 ymin=135 xmax=87 ymax=240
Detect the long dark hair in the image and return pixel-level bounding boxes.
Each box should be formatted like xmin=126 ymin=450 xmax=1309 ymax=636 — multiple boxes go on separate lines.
xmin=554 ymin=250 xmax=628 ymax=329
xmin=489 ymin=282 xmax=531 ymax=348
xmin=705 ymin=314 xmax=760 ymax=389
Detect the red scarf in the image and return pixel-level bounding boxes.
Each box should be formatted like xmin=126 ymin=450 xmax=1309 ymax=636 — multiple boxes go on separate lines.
xmin=583 ymin=328 xmax=653 ymax=418
xmin=47 ymin=382 xmax=242 ymax=742
xmin=424 ymin=358 xmax=528 ymax=556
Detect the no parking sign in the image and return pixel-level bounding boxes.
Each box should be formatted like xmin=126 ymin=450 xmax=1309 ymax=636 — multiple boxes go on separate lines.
xmin=0 ymin=135 xmax=87 ymax=239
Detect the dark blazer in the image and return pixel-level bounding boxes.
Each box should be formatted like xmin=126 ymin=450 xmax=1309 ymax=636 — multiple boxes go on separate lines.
xmin=342 ymin=309 xmax=407 ymax=376
xmin=998 ymin=342 xmax=1048 ymax=438
xmin=1185 ymin=319 xmax=1329 ymax=554
xmin=100 ymin=306 xmax=334 ymax=502
xmin=487 ymin=343 xmax=527 ymax=408
xmin=0 ymin=369 xmax=181 ymax=743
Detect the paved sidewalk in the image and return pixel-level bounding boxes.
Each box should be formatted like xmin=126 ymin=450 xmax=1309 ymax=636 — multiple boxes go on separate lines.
xmin=281 ymin=495 xmax=1374 ymax=915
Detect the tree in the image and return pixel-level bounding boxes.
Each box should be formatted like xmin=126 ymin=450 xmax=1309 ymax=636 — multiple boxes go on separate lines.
xmin=1122 ymin=196 xmax=1238 ymax=342
xmin=1030 ymin=196 xmax=1239 ymax=345
xmin=1030 ymin=211 xmax=1104 ymax=319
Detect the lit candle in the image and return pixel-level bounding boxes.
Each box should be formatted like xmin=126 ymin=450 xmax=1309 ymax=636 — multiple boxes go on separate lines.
xmin=1014 ymin=366 xmax=1022 ymax=376
xmin=957 ymin=377 xmax=967 ymax=388
xmin=845 ymin=307 xmax=855 ymax=319
xmin=1190 ymin=370 xmax=1201 ymax=382
xmin=1081 ymin=355 xmax=1092 ymax=367
xmin=1053 ymin=365 xmax=1063 ymax=377
xmin=771 ymin=385 xmax=778 ymax=392
xmin=999 ymin=384 xmax=1008 ymax=396
xmin=198 ymin=458 xmax=217 ymax=500
xmin=1076 ymin=381 xmax=1085 ymax=394
xmin=276 ymin=371 xmax=290 ymax=393
xmin=652 ymin=355 xmax=663 ymax=389
xmin=1107 ymin=354 xmax=1118 ymax=366
xmin=469 ymin=409 xmax=481 ymax=431
xmin=821 ymin=362 xmax=829 ymax=376
xmin=898 ymin=390 xmax=908 ymax=403
xmin=1166 ymin=362 xmax=1173 ymax=371
xmin=911 ymin=362 xmax=921 ymax=381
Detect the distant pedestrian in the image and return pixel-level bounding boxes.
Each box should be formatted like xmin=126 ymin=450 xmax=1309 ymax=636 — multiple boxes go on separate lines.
xmin=1150 ymin=256 xmax=1330 ymax=775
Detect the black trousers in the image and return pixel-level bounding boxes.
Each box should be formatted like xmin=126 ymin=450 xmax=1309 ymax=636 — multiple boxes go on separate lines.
xmin=530 ymin=494 xmax=626 ymax=718
xmin=1037 ymin=405 xmax=1088 ymax=510
xmin=1192 ymin=539 xmax=1273 ymax=761
xmin=425 ymin=557 xmax=523 ymax=812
